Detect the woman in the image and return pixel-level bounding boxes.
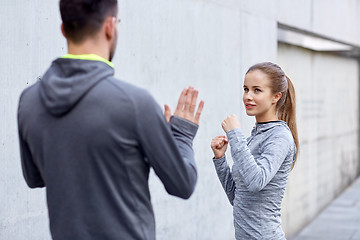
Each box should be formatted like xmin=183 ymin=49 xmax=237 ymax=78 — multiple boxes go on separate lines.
xmin=211 ymin=62 xmax=299 ymax=239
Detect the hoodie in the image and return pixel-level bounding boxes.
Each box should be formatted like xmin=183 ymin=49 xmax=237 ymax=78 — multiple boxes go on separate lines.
xmin=213 ymin=121 xmax=296 ymax=240
xmin=17 ymin=55 xmax=198 ymax=240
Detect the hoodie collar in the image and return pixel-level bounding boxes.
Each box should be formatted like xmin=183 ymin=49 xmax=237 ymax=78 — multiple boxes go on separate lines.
xmin=251 ymin=120 xmax=289 ymax=135
xmin=40 ymin=57 xmax=114 ymax=116
xmin=61 ymin=54 xmax=114 ymax=68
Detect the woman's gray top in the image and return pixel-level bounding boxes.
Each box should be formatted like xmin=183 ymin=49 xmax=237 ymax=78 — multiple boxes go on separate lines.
xmin=213 ymin=121 xmax=296 ymax=240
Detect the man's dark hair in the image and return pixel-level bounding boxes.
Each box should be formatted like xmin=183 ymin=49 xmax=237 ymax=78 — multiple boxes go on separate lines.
xmin=60 ymin=0 xmax=118 ymax=43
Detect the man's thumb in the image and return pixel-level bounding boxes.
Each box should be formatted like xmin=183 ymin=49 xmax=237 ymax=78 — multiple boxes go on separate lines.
xmin=164 ymin=104 xmax=171 ymax=122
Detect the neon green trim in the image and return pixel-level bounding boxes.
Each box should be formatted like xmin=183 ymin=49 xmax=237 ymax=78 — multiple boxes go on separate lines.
xmin=61 ymin=54 xmax=114 ymax=68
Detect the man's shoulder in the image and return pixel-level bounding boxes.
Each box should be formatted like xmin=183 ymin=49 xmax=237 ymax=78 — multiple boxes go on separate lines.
xmin=105 ymin=77 xmax=144 ymax=93
xmin=104 ymin=78 xmax=156 ymax=104
xmin=19 ymin=81 xmax=41 ymax=102
xmin=18 ymin=82 xmax=42 ymax=123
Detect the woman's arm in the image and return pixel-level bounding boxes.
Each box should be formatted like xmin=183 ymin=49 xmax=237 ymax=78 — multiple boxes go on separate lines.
xmin=213 ymin=156 xmax=236 ymax=205
xmin=227 ymin=128 xmax=292 ymax=192
xmin=222 ymin=114 xmax=293 ymax=192
xmin=211 ymin=136 xmax=235 ymax=205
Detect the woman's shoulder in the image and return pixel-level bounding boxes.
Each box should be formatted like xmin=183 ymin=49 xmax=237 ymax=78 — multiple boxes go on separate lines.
xmin=255 ymin=124 xmax=295 ymax=158
xmin=262 ymin=122 xmax=294 ymax=145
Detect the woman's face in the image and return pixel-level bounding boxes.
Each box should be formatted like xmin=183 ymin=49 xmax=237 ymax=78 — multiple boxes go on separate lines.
xmin=243 ymin=70 xmax=279 ymax=122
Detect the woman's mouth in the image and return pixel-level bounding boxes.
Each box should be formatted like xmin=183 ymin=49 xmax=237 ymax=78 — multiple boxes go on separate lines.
xmin=245 ymin=103 xmax=256 ymax=109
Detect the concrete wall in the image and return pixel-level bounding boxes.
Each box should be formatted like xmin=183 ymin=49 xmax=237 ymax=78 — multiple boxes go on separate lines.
xmin=1 ymin=1 xmax=63 ymax=240
xmin=278 ymin=43 xmax=360 ymax=236
xmin=1 ymin=0 xmax=360 ymax=239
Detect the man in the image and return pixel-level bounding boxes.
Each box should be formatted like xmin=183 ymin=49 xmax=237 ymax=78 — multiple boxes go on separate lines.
xmin=17 ymin=0 xmax=204 ymax=239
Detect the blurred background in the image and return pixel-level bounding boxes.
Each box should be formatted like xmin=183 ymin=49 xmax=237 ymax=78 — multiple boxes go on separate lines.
xmin=1 ymin=0 xmax=360 ymax=239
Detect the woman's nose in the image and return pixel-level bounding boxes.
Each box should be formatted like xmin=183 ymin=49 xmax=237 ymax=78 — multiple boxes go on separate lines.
xmin=244 ymin=92 xmax=253 ymax=101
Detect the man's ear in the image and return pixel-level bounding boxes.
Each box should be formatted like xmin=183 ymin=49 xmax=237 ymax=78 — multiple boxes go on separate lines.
xmin=105 ymin=16 xmax=115 ymax=40
xmin=61 ymin=23 xmax=66 ymax=38
xmin=273 ymin=92 xmax=282 ymax=104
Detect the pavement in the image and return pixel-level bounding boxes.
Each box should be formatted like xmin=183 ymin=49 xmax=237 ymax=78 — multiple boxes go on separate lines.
xmin=291 ymin=177 xmax=360 ymax=240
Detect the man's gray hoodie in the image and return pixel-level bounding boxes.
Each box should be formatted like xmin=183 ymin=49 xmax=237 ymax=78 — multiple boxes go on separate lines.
xmin=17 ymin=57 xmax=198 ymax=240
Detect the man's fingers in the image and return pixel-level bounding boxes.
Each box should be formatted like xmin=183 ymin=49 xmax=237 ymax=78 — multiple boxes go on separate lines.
xmin=175 ymin=88 xmax=187 ymax=112
xmin=194 ymin=100 xmax=204 ymax=124
xmin=164 ymin=104 xmax=171 ymax=123
xmin=174 ymin=86 xmax=203 ymax=125
xmin=183 ymin=87 xmax=193 ymax=112
xmin=189 ymin=90 xmax=198 ymax=114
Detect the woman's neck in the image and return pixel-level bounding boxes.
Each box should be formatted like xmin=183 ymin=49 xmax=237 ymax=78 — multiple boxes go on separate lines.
xmin=255 ymin=112 xmax=278 ymax=123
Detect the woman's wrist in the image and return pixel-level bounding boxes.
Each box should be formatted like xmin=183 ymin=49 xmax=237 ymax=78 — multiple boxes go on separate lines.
xmin=213 ymin=154 xmax=225 ymax=159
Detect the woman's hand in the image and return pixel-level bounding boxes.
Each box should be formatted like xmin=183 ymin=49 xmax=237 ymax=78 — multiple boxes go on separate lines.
xmin=211 ymin=136 xmax=229 ymax=159
xmin=221 ymin=114 xmax=241 ymax=133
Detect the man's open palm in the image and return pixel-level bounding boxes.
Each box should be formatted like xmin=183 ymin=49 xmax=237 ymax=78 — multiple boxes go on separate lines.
xmin=164 ymin=86 xmax=204 ymax=125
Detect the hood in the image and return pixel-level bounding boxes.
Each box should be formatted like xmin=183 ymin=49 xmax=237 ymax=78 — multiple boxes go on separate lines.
xmin=40 ymin=57 xmax=114 ymax=116
xmin=251 ymin=120 xmax=290 ymax=136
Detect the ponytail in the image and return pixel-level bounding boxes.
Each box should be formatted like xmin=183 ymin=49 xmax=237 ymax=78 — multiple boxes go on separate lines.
xmin=279 ymin=76 xmax=299 ymax=169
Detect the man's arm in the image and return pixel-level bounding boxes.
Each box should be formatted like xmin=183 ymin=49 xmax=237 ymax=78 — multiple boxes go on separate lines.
xmin=135 ymin=87 xmax=203 ymax=199
xmin=18 ymin=99 xmax=45 ymax=188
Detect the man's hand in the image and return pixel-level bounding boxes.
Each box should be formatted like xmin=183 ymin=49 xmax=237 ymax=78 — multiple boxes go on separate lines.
xmin=221 ymin=114 xmax=241 ymax=133
xmin=164 ymin=86 xmax=204 ymax=125
xmin=211 ymin=135 xmax=228 ymax=159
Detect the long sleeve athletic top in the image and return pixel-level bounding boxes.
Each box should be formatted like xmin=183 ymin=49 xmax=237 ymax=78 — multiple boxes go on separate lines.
xmin=18 ymin=55 xmax=198 ymax=240
xmin=213 ymin=121 xmax=296 ymax=240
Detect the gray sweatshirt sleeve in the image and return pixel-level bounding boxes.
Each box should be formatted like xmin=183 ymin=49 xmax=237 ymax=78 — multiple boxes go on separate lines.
xmin=212 ymin=156 xmax=235 ymax=205
xmin=227 ymin=128 xmax=291 ymax=192
xmin=18 ymin=94 xmax=45 ymax=188
xmin=18 ymin=131 xmax=45 ymax=188
xmin=135 ymin=91 xmax=198 ymax=199
xmin=170 ymin=116 xmax=198 ymax=180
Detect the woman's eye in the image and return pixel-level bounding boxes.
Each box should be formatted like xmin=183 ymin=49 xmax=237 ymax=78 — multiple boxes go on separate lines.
xmin=244 ymin=88 xmax=249 ymax=92
xmin=255 ymin=88 xmax=261 ymax=93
